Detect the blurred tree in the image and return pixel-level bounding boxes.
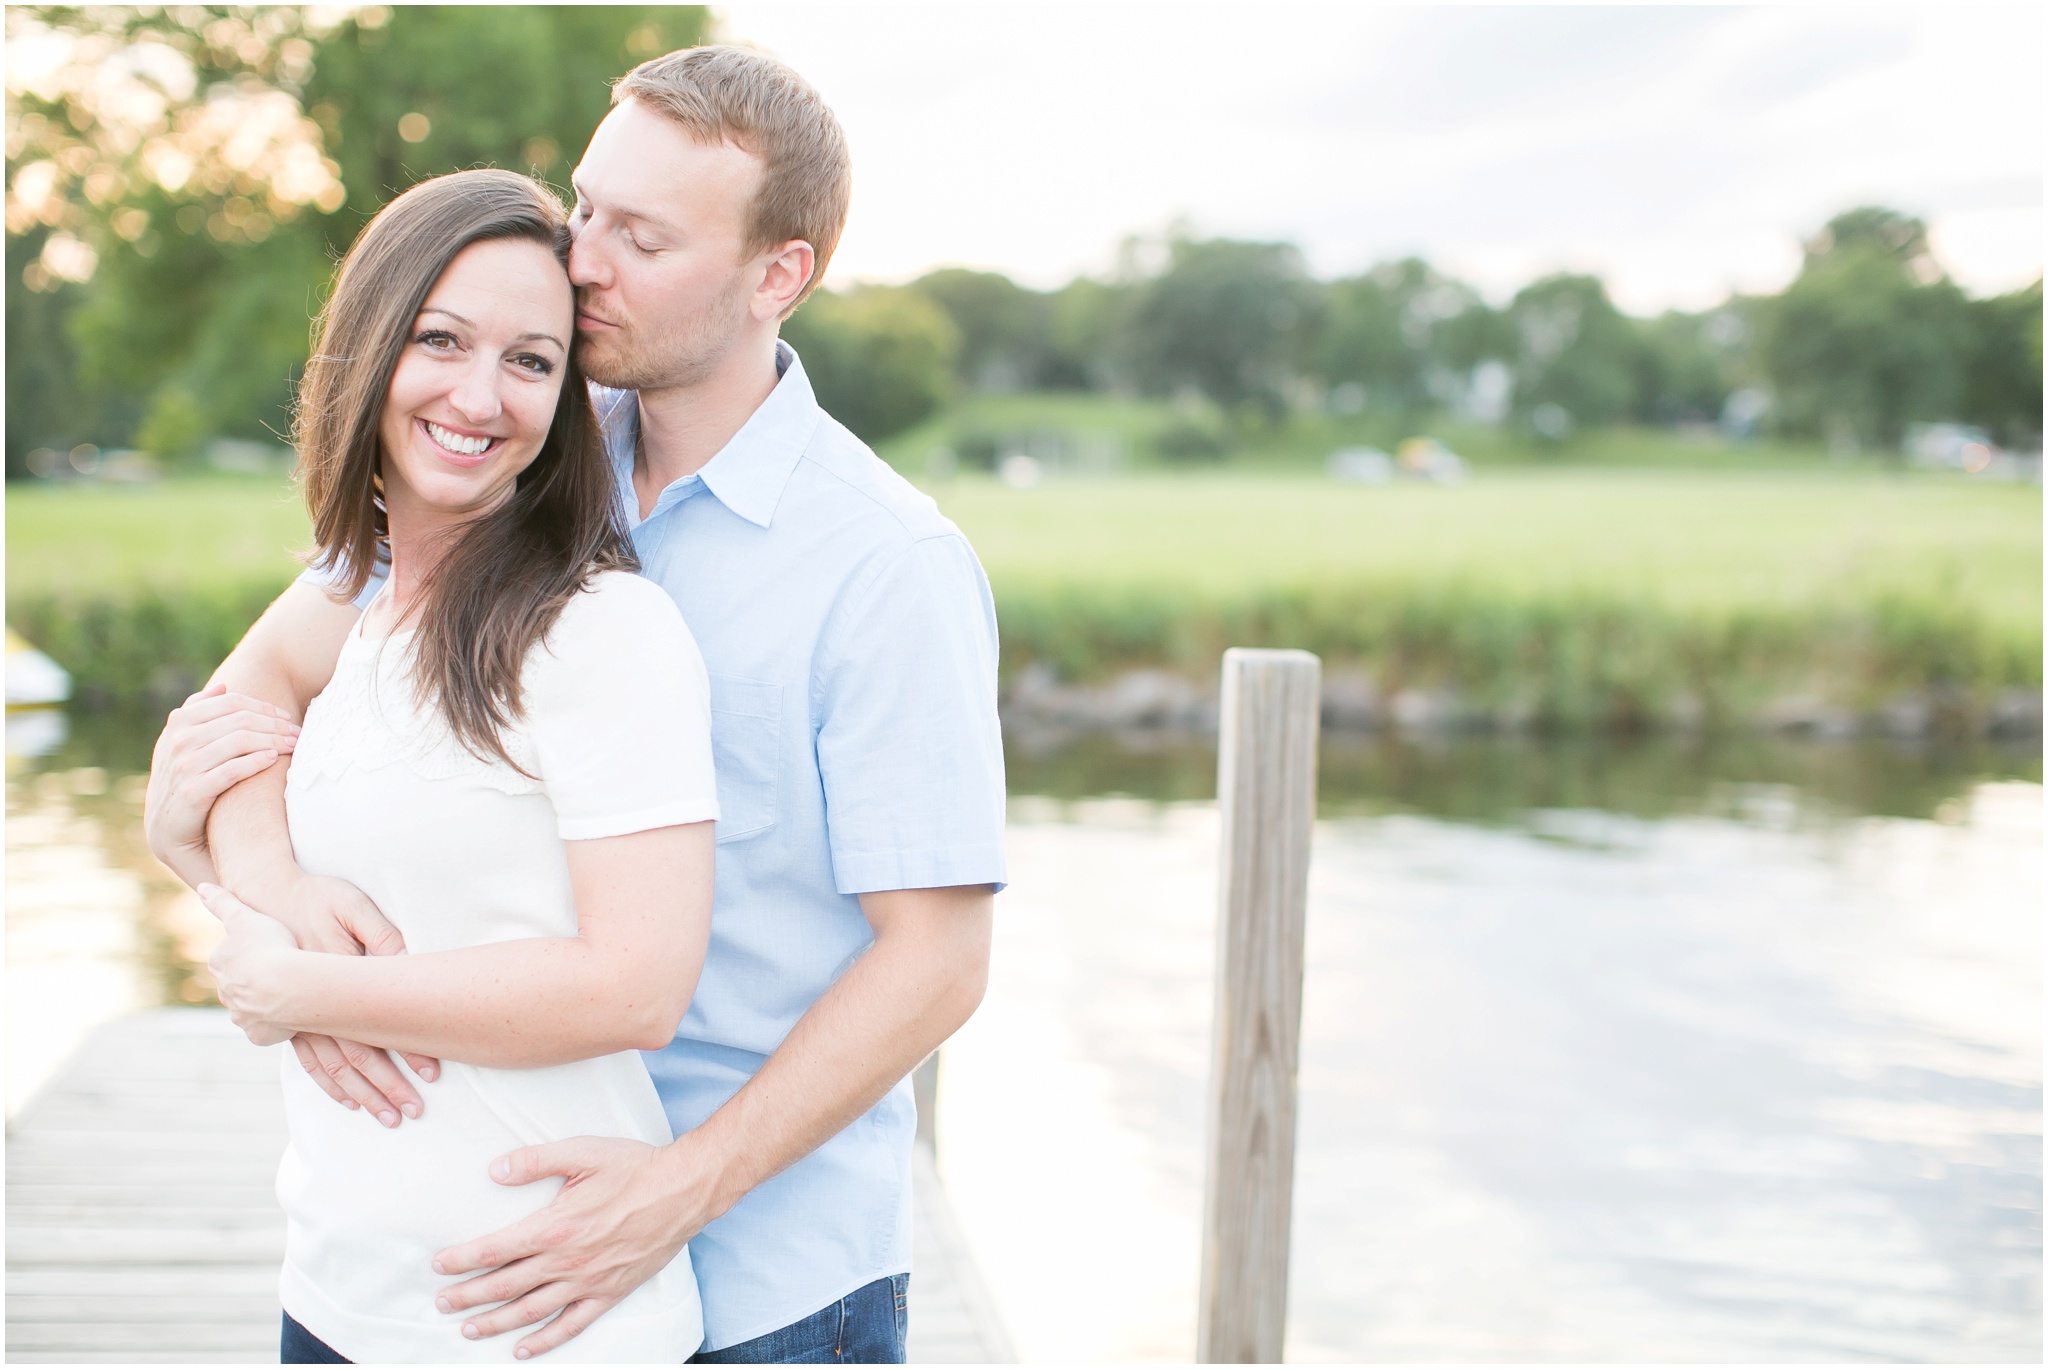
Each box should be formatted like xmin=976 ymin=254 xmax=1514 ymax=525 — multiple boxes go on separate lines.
xmin=781 ymin=285 xmax=960 ymax=443
xmin=1629 ymin=308 xmax=1741 ymax=425
xmin=1760 ymin=206 xmax=1969 ymax=450
xmin=1042 ymin=276 xmax=1128 ymax=390
xmin=1124 ymin=235 xmax=1322 ymax=418
xmin=1433 ymin=298 xmax=1516 ymax=372
xmin=1505 ymin=274 xmax=1640 ymax=433
xmin=5 ymin=4 xmax=707 ymax=467
xmin=911 ymin=267 xmax=1053 ymax=392
xmin=1316 ymin=258 xmax=1481 ymax=411
xmin=1958 ymin=278 xmax=2043 ymax=450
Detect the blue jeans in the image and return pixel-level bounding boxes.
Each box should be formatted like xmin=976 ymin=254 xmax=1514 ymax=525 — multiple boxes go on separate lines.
xmin=281 ymin=1312 xmax=349 ymax=1363
xmin=690 ymin=1274 xmax=909 ymax=1364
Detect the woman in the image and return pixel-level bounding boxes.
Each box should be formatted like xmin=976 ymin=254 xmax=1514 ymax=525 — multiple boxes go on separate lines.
xmin=175 ymin=170 xmax=716 ymax=1362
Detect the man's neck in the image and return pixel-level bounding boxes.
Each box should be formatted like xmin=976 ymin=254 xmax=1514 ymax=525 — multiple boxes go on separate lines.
xmin=632 ymin=330 xmax=783 ymax=517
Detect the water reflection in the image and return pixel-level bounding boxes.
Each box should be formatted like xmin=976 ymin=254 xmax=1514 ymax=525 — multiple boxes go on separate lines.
xmin=1007 ymin=728 xmax=2044 ymax=825
xmin=5 ymin=710 xmax=219 ymax=1116
xmin=7 ymin=710 xmax=2041 ymax=1359
xmin=944 ymin=736 xmax=2042 ymax=1361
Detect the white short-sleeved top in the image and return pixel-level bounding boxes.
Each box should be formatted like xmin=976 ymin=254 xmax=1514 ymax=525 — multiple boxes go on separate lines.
xmin=278 ymin=570 xmax=717 ymax=1363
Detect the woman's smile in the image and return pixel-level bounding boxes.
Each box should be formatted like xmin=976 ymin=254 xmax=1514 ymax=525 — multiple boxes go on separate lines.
xmin=417 ymin=417 xmax=504 ymax=466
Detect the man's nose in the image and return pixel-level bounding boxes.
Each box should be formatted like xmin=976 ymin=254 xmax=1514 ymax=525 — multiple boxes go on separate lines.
xmin=567 ymin=228 xmax=606 ymax=290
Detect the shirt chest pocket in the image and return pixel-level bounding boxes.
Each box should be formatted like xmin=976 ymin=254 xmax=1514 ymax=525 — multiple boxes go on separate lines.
xmin=708 ymin=675 xmax=782 ymax=844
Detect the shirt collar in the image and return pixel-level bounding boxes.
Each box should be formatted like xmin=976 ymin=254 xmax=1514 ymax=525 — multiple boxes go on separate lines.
xmin=603 ymin=341 xmax=820 ymax=530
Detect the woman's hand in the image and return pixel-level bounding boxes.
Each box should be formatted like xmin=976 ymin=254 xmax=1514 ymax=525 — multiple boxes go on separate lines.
xmin=198 ymin=883 xmax=307 ymax=1047
xmin=145 ymin=683 xmax=300 ymax=889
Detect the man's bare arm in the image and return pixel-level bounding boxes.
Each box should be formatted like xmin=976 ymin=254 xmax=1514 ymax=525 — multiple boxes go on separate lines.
xmin=430 ymin=884 xmax=994 ymax=1356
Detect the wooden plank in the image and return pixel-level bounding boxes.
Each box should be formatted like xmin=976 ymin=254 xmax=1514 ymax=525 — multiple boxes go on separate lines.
xmin=1197 ymin=648 xmax=1319 ymax=1365
xmin=9 ymin=1267 xmax=281 ymax=1297
xmin=10 ymin=1008 xmax=1017 ymax=1363
xmin=8 ymin=1294 xmax=283 ymax=1323
xmin=909 ymin=1144 xmax=1017 ymax=1363
xmin=4 ymin=1324 xmax=278 ymax=1351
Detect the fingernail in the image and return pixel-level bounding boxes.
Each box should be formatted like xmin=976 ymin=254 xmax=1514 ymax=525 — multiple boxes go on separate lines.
xmin=516 ymin=1349 xmax=531 ymax=1360
xmin=491 ymin=1157 xmax=511 ymax=1181
xmin=344 ymin=1099 xmax=359 ymax=1110
xmin=432 ymin=1259 xmax=447 ymax=1275
xmin=420 ymin=1065 xmax=438 ymax=1081
xmin=436 ymin=1295 xmax=452 ymax=1313
xmin=463 ymin=1324 xmax=481 ymax=1340
xmin=401 ymin=1102 xmax=420 ymax=1119
xmin=379 ymin=1110 xmax=399 ymax=1127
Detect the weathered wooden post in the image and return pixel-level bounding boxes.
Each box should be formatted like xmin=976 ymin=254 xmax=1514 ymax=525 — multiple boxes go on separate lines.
xmin=913 ymin=1050 xmax=940 ymax=1152
xmin=1198 ymin=648 xmax=1320 ymax=1364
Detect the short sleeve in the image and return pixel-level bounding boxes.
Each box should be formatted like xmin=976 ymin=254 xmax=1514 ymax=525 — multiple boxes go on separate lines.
xmin=524 ymin=572 xmax=719 ymax=842
xmin=814 ymin=533 xmax=1008 ymax=895
xmin=296 ymin=554 xmax=388 ymax=612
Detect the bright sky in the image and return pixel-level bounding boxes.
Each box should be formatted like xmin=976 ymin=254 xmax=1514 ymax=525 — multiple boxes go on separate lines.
xmin=717 ymin=4 xmax=2044 ymax=313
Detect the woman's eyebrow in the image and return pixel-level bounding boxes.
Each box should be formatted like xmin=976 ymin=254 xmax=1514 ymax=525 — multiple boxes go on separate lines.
xmin=419 ymin=308 xmax=564 ymax=349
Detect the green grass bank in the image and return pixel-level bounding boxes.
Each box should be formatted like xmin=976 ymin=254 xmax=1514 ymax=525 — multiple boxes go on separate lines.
xmin=8 ymin=469 xmax=2040 ymax=732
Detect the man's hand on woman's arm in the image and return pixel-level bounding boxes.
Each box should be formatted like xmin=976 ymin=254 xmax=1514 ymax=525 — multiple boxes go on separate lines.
xmin=146 ymin=579 xmax=439 ymax=1122
xmin=144 ymin=682 xmax=301 ymax=889
xmin=430 ymin=883 xmax=994 ymax=1360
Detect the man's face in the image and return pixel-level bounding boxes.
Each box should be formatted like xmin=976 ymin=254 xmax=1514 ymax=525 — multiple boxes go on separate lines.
xmin=568 ymin=99 xmax=767 ymax=392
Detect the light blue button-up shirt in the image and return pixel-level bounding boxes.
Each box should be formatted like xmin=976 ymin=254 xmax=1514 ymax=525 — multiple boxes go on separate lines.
xmin=310 ymin=344 xmax=1007 ymax=1350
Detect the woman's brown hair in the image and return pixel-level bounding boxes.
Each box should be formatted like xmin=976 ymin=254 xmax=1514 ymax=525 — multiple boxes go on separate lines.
xmin=296 ymin=168 xmax=634 ymax=768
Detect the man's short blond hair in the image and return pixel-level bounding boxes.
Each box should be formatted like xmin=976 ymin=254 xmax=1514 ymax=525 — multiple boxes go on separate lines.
xmin=614 ymin=45 xmax=850 ymax=310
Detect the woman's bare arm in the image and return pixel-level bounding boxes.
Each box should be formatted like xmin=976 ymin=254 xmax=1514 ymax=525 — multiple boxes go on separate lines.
xmin=203 ymin=822 xmax=714 ymax=1068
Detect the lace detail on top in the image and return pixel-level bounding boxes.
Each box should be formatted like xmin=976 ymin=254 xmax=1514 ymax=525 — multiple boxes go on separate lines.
xmin=286 ymin=624 xmax=542 ymax=796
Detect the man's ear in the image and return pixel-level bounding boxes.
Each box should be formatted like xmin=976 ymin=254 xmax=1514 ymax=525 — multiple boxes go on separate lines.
xmin=755 ymin=239 xmax=816 ymax=321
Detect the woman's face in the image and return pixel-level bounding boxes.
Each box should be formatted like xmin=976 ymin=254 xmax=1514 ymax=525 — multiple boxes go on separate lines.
xmin=377 ymin=237 xmax=574 ymax=528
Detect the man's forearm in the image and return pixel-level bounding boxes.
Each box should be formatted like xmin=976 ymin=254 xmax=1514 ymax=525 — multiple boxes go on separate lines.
xmin=664 ymin=888 xmax=993 ymax=1218
xmin=262 ymin=936 xmax=697 ymax=1066
xmin=207 ymin=764 xmax=299 ymax=904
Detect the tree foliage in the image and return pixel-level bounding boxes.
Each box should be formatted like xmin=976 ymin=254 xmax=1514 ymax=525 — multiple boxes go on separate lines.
xmin=780 ymin=285 xmax=959 ymax=443
xmin=6 ymin=3 xmax=706 ymax=470
xmin=1761 ymin=207 xmax=1971 ymax=449
xmin=1959 ymin=279 xmax=2043 ymax=450
xmin=7 ymin=14 xmax=2038 ymax=468
xmin=1317 ymin=258 xmax=1481 ymax=413
xmin=1123 ymin=236 xmax=1320 ymax=417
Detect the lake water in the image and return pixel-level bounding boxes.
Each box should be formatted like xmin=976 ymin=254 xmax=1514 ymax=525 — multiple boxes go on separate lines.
xmin=7 ymin=713 xmax=2041 ymax=1361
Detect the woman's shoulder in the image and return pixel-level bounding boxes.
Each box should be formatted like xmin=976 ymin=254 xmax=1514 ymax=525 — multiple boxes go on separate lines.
xmin=550 ymin=569 xmax=689 ymax=639
xmin=530 ymin=570 xmax=703 ymax=687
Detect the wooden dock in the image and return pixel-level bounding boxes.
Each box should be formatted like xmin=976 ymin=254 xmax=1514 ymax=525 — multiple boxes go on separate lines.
xmin=6 ymin=1010 xmax=1014 ymax=1363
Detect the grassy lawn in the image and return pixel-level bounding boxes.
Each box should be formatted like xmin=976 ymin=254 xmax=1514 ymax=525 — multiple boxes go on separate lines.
xmin=12 ymin=468 xmax=2035 ymax=629
xmin=931 ymin=469 xmax=2043 ymax=632
xmin=7 ymin=473 xmax=313 ymax=599
xmin=8 ymin=465 xmax=2038 ymax=719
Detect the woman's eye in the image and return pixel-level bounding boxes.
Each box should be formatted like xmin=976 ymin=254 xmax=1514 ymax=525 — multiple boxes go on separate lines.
xmin=415 ymin=330 xmax=457 ymax=350
xmin=511 ymin=353 xmax=555 ymax=376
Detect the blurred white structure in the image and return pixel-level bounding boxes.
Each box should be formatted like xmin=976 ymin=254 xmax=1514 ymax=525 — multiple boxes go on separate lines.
xmin=1326 ymin=447 xmax=1393 ymax=485
xmin=7 ymin=629 xmax=69 ymax=707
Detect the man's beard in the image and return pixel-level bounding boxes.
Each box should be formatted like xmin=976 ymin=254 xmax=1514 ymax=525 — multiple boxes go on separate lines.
xmin=578 ymin=272 xmax=753 ymax=394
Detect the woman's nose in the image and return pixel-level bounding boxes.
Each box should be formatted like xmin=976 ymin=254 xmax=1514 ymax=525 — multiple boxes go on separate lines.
xmin=447 ymin=361 xmax=503 ymax=425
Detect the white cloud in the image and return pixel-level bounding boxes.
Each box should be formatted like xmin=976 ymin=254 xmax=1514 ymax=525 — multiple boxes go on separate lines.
xmin=719 ymin=3 xmax=2044 ymax=310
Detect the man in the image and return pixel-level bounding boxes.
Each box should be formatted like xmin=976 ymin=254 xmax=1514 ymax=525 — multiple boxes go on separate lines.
xmin=146 ymin=46 xmax=1005 ymax=1363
